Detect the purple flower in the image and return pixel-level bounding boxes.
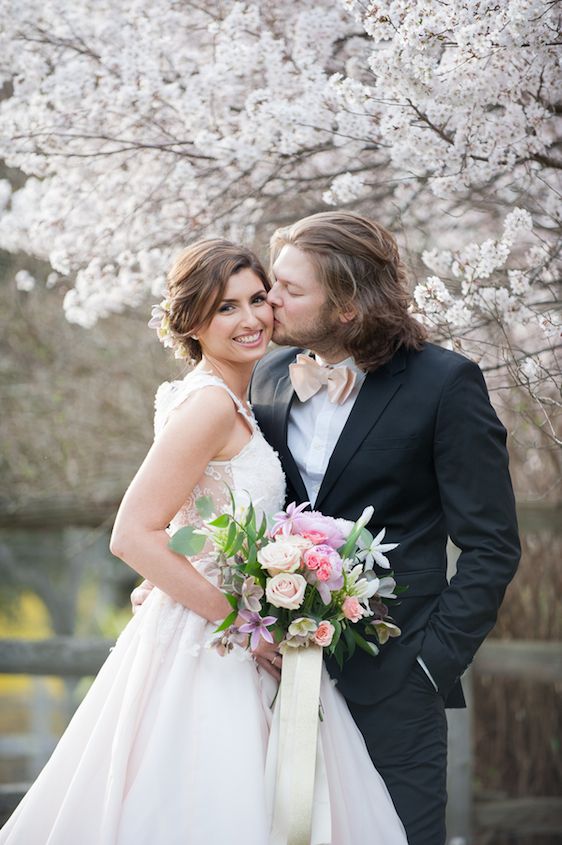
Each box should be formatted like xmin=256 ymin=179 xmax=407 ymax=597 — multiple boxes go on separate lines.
xmin=271 ymin=501 xmax=311 ymax=536
xmin=237 ymin=610 xmax=278 ymax=651
xmin=240 ymin=576 xmax=264 ymax=613
xmin=315 ymin=570 xmax=344 ymax=605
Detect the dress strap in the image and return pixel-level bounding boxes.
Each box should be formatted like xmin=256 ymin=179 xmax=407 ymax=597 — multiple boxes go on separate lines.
xmin=154 ymin=370 xmax=256 ymax=436
xmin=211 ymin=380 xmax=256 ymax=430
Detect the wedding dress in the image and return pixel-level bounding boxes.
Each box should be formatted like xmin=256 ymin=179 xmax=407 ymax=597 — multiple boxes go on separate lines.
xmin=0 ymin=371 xmax=407 ymax=844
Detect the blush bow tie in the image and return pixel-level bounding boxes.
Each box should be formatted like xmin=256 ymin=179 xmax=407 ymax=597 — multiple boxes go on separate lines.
xmin=289 ymin=354 xmax=357 ymax=404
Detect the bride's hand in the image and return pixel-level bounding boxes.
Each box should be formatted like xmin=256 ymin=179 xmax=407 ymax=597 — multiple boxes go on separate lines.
xmin=252 ymin=637 xmax=283 ymax=682
xmin=131 ymin=579 xmax=155 ymax=614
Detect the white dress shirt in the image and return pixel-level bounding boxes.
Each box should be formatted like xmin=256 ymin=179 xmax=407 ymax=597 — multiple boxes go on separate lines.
xmin=287 ymin=355 xmax=366 ymax=506
xmin=287 ymin=352 xmax=439 ymax=692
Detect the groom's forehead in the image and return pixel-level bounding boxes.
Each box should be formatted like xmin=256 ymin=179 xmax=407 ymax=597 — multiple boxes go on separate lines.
xmin=272 ymin=244 xmax=317 ymax=284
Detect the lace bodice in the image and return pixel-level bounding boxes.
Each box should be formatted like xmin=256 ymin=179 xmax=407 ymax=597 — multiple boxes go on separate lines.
xmin=154 ymin=370 xmax=286 ymax=571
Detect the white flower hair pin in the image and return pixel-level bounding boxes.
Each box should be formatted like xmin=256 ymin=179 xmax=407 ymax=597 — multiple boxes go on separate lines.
xmin=148 ymin=297 xmax=190 ymax=359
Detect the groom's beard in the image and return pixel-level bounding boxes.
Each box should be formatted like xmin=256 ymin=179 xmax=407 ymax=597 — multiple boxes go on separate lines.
xmin=271 ymin=303 xmax=348 ymax=358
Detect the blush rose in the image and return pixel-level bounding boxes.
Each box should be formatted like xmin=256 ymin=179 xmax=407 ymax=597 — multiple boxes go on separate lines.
xmin=342 ymin=596 xmax=364 ymax=623
xmin=266 ymin=573 xmax=307 ymax=610
xmin=313 ymin=620 xmax=335 ymax=647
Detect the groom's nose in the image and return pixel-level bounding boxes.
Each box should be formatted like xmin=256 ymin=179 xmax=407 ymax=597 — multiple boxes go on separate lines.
xmin=267 ymin=283 xmax=282 ymax=307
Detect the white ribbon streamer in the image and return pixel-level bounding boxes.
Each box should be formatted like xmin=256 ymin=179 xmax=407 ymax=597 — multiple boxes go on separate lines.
xmin=266 ymin=644 xmax=331 ymax=845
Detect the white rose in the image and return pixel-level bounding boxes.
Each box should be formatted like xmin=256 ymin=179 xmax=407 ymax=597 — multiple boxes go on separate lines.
xmin=275 ymin=534 xmax=313 ymax=554
xmin=266 ymin=573 xmax=307 ymax=610
xmin=258 ymin=542 xmax=302 ymax=575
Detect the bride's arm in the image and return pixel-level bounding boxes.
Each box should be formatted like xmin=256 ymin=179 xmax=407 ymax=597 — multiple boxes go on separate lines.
xmin=110 ymin=387 xmax=239 ymax=624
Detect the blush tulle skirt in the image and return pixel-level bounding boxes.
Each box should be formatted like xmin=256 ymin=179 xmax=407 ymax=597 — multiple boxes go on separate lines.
xmin=0 ymin=588 xmax=407 ymax=844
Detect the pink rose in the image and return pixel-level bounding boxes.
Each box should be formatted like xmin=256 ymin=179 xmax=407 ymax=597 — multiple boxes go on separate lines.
xmin=303 ymin=544 xmax=337 ymax=572
xmin=317 ymin=561 xmax=333 ymax=581
xmin=266 ymin=573 xmax=307 ymax=610
xmin=313 ymin=620 xmax=335 ymax=647
xmin=342 ymin=596 xmax=364 ymax=623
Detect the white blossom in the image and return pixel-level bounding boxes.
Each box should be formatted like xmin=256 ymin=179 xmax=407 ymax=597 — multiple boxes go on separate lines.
xmin=322 ymin=172 xmax=366 ymax=205
xmin=14 ymin=270 xmax=36 ymax=292
xmin=0 ymin=0 xmax=558 ymax=429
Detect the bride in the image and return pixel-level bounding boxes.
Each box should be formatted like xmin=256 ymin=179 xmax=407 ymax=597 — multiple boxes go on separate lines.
xmin=0 ymin=239 xmax=407 ymax=844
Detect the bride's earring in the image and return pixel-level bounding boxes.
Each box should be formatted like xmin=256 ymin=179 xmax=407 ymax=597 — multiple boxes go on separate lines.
xmin=190 ymin=334 xmax=199 ymax=341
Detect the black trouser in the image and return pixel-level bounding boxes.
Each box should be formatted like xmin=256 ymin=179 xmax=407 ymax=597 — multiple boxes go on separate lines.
xmin=346 ymin=661 xmax=448 ymax=845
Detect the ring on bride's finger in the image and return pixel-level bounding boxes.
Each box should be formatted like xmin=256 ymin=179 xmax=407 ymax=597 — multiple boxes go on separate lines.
xmin=270 ymin=655 xmax=277 ymax=665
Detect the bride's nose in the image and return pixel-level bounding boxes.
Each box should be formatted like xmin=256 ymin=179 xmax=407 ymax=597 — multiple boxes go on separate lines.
xmin=239 ymin=305 xmax=262 ymax=329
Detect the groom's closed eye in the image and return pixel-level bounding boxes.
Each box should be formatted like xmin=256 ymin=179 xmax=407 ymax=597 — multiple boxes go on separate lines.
xmin=272 ymin=276 xmax=303 ymax=296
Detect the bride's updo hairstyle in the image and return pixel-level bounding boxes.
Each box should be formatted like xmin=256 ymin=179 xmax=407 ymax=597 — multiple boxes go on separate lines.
xmin=166 ymin=238 xmax=270 ymax=362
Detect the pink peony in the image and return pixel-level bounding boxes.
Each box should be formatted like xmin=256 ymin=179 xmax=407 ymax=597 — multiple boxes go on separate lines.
xmin=301 ymin=529 xmax=328 ymax=545
xmin=342 ymin=596 xmax=364 ymax=623
xmin=290 ymin=512 xmax=348 ymax=550
xmin=313 ymin=621 xmax=335 ymax=647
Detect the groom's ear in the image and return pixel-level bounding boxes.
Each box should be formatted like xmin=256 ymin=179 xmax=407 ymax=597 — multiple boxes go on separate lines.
xmin=338 ymin=304 xmax=357 ymax=324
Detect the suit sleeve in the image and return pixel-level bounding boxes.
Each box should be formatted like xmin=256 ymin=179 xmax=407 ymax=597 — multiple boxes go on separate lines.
xmin=420 ymin=359 xmax=521 ymax=696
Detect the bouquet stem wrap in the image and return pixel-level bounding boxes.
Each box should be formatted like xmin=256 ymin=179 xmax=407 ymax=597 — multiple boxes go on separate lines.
xmin=268 ymin=644 xmax=330 ymax=845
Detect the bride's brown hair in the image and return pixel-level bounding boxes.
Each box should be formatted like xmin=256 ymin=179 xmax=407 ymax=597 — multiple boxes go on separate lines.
xmin=270 ymin=212 xmax=426 ymax=372
xmin=167 ymin=238 xmax=270 ymax=362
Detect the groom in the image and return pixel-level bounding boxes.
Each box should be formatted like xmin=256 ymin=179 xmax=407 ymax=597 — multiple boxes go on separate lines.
xmin=249 ymin=211 xmax=520 ymax=845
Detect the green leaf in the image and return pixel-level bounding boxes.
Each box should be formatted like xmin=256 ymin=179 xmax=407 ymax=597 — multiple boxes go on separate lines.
xmin=245 ymin=502 xmax=255 ymax=531
xmin=209 ymin=514 xmax=230 ymax=528
xmin=229 ymin=531 xmax=246 ymax=557
xmin=227 ymin=486 xmax=237 ymax=515
xmin=343 ymin=624 xmax=356 ymax=658
xmin=223 ymin=521 xmax=238 ymax=555
xmin=330 ymin=619 xmax=342 ymax=652
xmin=168 ymin=527 xmax=206 ymax=556
xmin=245 ymin=560 xmax=261 ymax=578
xmin=195 ymin=495 xmax=215 ymax=520
xmin=334 ymin=641 xmax=345 ymax=671
xmin=257 ymin=512 xmax=268 ymax=540
xmin=358 ymin=527 xmax=373 ymax=547
xmin=351 ymin=628 xmax=380 ymax=658
xmin=224 ymin=593 xmax=239 ymax=610
xmin=213 ymin=608 xmax=238 ymax=633
xmin=246 ymin=546 xmax=258 ymax=566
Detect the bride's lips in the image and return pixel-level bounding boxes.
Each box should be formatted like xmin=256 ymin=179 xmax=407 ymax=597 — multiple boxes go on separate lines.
xmin=232 ymin=329 xmax=264 ymax=348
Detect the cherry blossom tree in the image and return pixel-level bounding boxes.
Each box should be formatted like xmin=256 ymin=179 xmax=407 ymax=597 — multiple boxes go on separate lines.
xmin=0 ymin=0 xmax=560 ymax=442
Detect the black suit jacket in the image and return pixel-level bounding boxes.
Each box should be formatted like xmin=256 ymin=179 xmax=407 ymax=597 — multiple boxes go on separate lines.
xmin=250 ymin=343 xmax=520 ymax=708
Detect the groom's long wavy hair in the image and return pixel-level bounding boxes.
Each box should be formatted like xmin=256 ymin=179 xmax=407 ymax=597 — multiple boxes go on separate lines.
xmin=270 ymin=212 xmax=427 ymax=372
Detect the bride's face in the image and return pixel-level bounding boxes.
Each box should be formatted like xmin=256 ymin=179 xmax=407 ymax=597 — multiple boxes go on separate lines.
xmin=197 ymin=268 xmax=273 ymax=366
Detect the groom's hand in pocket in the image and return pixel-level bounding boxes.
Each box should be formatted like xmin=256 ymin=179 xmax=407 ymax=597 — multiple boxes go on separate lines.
xmin=252 ymin=638 xmax=282 ymax=682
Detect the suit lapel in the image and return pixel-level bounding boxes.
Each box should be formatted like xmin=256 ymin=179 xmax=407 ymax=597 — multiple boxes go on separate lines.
xmin=314 ymin=350 xmax=407 ymax=510
xmin=271 ymin=373 xmax=309 ymax=504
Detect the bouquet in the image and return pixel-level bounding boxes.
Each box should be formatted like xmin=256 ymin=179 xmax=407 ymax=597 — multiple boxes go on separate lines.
xmin=169 ymin=494 xmax=404 ymax=667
